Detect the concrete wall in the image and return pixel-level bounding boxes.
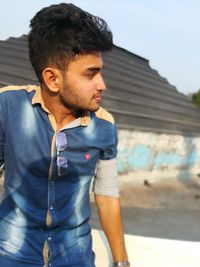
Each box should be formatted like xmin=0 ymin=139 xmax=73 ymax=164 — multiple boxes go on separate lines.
xmin=117 ymin=129 xmax=200 ymax=183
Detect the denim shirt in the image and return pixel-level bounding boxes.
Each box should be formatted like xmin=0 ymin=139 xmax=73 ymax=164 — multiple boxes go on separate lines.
xmin=0 ymin=86 xmax=117 ymax=267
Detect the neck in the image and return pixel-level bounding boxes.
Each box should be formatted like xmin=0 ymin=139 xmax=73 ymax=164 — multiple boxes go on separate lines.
xmin=41 ymin=86 xmax=80 ymax=130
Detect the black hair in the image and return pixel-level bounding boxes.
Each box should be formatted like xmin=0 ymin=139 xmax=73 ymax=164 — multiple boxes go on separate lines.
xmin=28 ymin=3 xmax=113 ymax=82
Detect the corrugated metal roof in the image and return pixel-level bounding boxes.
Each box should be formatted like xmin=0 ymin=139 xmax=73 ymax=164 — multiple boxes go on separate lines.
xmin=0 ymin=35 xmax=199 ymax=135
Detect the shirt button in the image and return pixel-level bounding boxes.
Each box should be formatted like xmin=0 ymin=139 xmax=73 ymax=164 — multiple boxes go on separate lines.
xmin=48 ymin=237 xmax=52 ymax=241
xmin=49 ymin=263 xmax=51 ymax=267
xmin=50 ymin=206 xmax=53 ymax=210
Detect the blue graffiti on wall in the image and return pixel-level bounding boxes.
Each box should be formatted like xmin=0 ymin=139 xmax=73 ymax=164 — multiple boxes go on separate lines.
xmin=127 ymin=145 xmax=151 ymax=170
xmin=117 ymin=144 xmax=151 ymax=172
xmin=154 ymin=152 xmax=182 ymax=167
xmin=117 ymin=143 xmax=200 ymax=173
xmin=182 ymin=149 xmax=199 ymax=166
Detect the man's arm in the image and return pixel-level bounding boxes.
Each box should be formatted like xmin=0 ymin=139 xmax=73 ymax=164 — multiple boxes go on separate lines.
xmin=95 ymin=194 xmax=129 ymax=264
xmin=92 ymin=118 xmax=129 ymax=265
xmin=93 ymin=159 xmax=129 ymax=265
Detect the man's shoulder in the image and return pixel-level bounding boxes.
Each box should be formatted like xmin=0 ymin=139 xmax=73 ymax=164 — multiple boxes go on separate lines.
xmin=0 ymin=85 xmax=39 ymax=105
xmin=95 ymin=107 xmax=115 ymax=124
xmin=0 ymin=85 xmax=37 ymax=94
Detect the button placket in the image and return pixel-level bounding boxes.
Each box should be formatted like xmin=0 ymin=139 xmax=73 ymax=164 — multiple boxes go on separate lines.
xmin=48 ymin=177 xmax=55 ymax=225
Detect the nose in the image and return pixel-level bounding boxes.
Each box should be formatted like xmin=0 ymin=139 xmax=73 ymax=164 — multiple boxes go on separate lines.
xmin=96 ymin=73 xmax=106 ymax=91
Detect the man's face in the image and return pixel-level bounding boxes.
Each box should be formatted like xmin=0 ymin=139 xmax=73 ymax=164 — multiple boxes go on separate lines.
xmin=58 ymin=52 xmax=106 ymax=112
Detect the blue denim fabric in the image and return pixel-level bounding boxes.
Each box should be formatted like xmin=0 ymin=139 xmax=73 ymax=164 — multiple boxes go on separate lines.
xmin=0 ymin=253 xmax=95 ymax=267
xmin=0 ymin=86 xmax=117 ymax=266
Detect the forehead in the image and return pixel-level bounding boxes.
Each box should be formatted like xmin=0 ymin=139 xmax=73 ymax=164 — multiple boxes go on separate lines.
xmin=68 ymin=52 xmax=104 ymax=72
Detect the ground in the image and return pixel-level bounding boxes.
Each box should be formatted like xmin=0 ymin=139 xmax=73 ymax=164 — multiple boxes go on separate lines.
xmin=120 ymin=178 xmax=200 ymax=210
xmin=91 ymin=178 xmax=200 ymax=242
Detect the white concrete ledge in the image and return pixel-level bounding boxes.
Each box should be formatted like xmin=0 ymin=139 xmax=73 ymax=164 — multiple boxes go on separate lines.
xmin=92 ymin=229 xmax=200 ymax=267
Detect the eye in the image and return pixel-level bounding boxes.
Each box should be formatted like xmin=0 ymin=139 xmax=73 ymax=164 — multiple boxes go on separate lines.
xmin=85 ymin=71 xmax=97 ymax=79
xmin=87 ymin=73 xmax=96 ymax=78
xmin=83 ymin=68 xmax=101 ymax=80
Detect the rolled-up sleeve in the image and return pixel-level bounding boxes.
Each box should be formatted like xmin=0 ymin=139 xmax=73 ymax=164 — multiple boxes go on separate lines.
xmin=93 ymin=124 xmax=119 ymax=197
xmin=93 ymin=158 xmax=119 ymax=197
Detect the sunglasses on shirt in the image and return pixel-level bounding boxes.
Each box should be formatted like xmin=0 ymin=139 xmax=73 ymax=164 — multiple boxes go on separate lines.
xmin=55 ymin=132 xmax=68 ymax=175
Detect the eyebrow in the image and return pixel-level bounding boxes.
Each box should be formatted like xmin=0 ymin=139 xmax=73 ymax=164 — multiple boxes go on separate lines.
xmin=86 ymin=67 xmax=102 ymax=72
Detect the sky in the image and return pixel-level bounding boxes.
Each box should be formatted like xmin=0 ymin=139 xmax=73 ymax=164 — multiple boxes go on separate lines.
xmin=0 ymin=0 xmax=200 ymax=95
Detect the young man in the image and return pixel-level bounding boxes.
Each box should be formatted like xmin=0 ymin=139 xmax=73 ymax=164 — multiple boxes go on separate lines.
xmin=0 ymin=3 xmax=130 ymax=267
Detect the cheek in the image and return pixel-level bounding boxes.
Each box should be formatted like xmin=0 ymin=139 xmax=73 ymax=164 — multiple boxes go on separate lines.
xmin=64 ymin=77 xmax=95 ymax=100
xmin=79 ymin=82 xmax=95 ymax=97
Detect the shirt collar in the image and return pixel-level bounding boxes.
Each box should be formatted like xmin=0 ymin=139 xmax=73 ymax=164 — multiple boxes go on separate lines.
xmin=31 ymin=85 xmax=91 ymax=126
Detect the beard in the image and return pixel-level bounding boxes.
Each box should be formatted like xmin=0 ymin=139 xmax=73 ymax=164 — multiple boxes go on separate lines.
xmin=59 ymin=78 xmax=101 ymax=113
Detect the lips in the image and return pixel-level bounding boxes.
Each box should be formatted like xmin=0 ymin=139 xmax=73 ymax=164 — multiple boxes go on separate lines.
xmin=93 ymin=95 xmax=102 ymax=102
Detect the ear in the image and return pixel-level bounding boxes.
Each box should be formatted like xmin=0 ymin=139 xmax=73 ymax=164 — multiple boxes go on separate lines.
xmin=42 ymin=67 xmax=61 ymax=93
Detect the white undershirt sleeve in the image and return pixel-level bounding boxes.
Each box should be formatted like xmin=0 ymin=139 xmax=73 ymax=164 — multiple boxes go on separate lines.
xmin=92 ymin=158 xmax=119 ymax=197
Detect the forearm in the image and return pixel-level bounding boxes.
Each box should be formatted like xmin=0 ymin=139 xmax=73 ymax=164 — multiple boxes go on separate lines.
xmin=95 ymin=194 xmax=129 ymax=262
